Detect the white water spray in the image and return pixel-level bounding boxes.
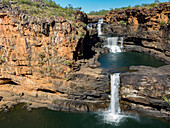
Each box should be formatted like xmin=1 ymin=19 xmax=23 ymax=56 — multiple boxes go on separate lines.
xmin=110 ymin=73 xmax=121 ymax=115
xmin=97 ymin=19 xmax=103 ymax=35
xmin=104 ymin=37 xmax=122 ymax=53
xmin=120 ymin=37 xmax=124 ymax=48
xmin=102 ymin=73 xmax=124 ymax=125
xmin=102 ymin=36 xmax=125 ymax=124
xmin=87 ymin=23 xmax=93 ymax=29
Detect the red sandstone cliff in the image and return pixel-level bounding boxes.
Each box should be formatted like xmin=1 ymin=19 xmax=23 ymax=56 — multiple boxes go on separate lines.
xmin=0 ymin=1 xmax=110 ymax=112
xmin=103 ymin=2 xmax=170 ymax=61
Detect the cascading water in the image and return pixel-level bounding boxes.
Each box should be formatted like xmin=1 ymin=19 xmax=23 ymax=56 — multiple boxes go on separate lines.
xmin=96 ymin=18 xmax=126 ymax=124
xmin=97 ymin=19 xmax=103 ymax=35
xmin=120 ymin=37 xmax=123 ymax=48
xmin=104 ymin=37 xmax=122 ymax=53
xmin=110 ymin=73 xmax=121 ymax=115
xmin=101 ymin=35 xmax=125 ymax=124
xmin=102 ymin=73 xmax=124 ymax=125
xmin=87 ymin=23 xmax=95 ymax=29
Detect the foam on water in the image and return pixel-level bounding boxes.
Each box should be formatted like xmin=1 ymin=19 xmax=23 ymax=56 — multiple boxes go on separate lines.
xmin=104 ymin=37 xmax=123 ymax=53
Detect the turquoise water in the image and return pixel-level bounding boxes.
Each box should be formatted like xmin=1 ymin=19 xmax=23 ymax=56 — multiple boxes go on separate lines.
xmin=98 ymin=52 xmax=165 ymax=72
xmin=0 ymin=104 xmax=169 ymax=128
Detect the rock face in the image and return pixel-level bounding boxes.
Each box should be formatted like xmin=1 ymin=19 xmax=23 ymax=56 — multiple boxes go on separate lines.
xmin=103 ymin=2 xmax=170 ymax=62
xmin=0 ymin=67 xmax=110 ymax=112
xmin=88 ymin=15 xmax=104 ymax=23
xmin=0 ymin=2 xmax=110 ymax=112
xmin=98 ymin=3 xmax=170 ymax=122
xmin=85 ymin=3 xmax=170 ymax=122
xmin=120 ymin=65 xmax=170 ymax=122
xmin=0 ymin=2 xmax=87 ymax=85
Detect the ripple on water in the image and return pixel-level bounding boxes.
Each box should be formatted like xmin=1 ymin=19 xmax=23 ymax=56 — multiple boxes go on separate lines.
xmin=96 ymin=111 xmax=140 ymax=126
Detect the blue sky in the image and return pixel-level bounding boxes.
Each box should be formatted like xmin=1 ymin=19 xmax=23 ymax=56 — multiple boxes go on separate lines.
xmin=54 ymin=0 xmax=168 ymax=13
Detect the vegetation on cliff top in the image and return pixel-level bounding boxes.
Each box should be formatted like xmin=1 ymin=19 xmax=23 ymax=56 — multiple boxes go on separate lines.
xmin=88 ymin=2 xmax=168 ymax=16
xmin=0 ymin=0 xmax=83 ymax=20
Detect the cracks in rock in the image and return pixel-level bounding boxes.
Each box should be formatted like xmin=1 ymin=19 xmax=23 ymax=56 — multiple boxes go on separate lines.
xmin=0 ymin=96 xmax=3 ymax=101
xmin=124 ymin=37 xmax=164 ymax=53
xmin=86 ymin=94 xmax=102 ymax=99
xmin=0 ymin=78 xmax=19 ymax=85
xmin=121 ymin=98 xmax=168 ymax=111
xmin=37 ymin=89 xmax=56 ymax=94
xmin=37 ymin=88 xmax=65 ymax=94
xmin=5 ymin=81 xmax=19 ymax=85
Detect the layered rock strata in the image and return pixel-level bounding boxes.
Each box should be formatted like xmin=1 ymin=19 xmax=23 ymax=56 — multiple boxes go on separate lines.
xmin=103 ymin=2 xmax=170 ymax=62
xmin=0 ymin=2 xmax=110 ymax=112
xmin=120 ymin=65 xmax=170 ymax=122
xmin=101 ymin=3 xmax=170 ymax=122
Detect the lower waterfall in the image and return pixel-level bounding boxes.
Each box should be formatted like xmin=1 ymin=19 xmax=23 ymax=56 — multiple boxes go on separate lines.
xmin=110 ymin=73 xmax=121 ymax=115
xmin=102 ymin=73 xmax=124 ymax=125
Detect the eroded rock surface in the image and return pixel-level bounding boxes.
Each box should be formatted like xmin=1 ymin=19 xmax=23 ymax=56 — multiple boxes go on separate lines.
xmin=120 ymin=65 xmax=170 ymax=122
xmin=0 ymin=1 xmax=110 ymax=112
xmin=103 ymin=2 xmax=170 ymax=62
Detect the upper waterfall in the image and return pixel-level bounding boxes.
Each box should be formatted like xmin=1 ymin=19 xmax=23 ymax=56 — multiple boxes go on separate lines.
xmin=97 ymin=19 xmax=103 ymax=35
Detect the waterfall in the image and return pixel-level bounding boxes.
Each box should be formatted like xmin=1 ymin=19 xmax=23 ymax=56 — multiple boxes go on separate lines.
xmin=87 ymin=23 xmax=93 ymax=29
xmin=104 ymin=37 xmax=122 ymax=53
xmin=120 ymin=37 xmax=123 ymax=48
xmin=97 ymin=19 xmax=103 ymax=35
xmin=110 ymin=73 xmax=121 ymax=115
xmin=102 ymin=37 xmax=125 ymax=124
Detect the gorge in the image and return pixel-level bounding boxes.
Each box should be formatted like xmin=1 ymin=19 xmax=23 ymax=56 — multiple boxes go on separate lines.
xmin=0 ymin=0 xmax=170 ymax=127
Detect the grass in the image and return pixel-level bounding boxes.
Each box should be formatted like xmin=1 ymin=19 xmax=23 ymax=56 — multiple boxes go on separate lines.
xmin=2 ymin=0 xmax=82 ymax=20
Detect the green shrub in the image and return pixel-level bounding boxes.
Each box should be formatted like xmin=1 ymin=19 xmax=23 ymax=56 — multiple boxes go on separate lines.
xmin=27 ymin=102 xmax=32 ymax=106
xmin=52 ymin=100 xmax=55 ymax=104
xmin=134 ymin=5 xmax=140 ymax=8
xmin=1 ymin=0 xmax=10 ymax=5
xmin=148 ymin=3 xmax=157 ymax=8
xmin=119 ymin=20 xmax=126 ymax=24
xmin=160 ymin=20 xmax=166 ymax=27
xmin=78 ymin=31 xmax=85 ymax=38
xmin=42 ymin=0 xmax=59 ymax=8
xmin=38 ymin=53 xmax=42 ymax=58
xmin=65 ymin=78 xmax=70 ymax=81
xmin=17 ymin=0 xmax=32 ymax=5
xmin=63 ymin=60 xmax=71 ymax=66
xmin=163 ymin=96 xmax=170 ymax=106
xmin=9 ymin=0 xmax=76 ymax=20
xmin=47 ymin=67 xmax=51 ymax=72
xmin=88 ymin=9 xmax=110 ymax=16
xmin=0 ymin=55 xmax=5 ymax=63
xmin=39 ymin=60 xmax=44 ymax=64
xmin=32 ymin=2 xmax=41 ymax=8
xmin=39 ymin=70 xmax=44 ymax=74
